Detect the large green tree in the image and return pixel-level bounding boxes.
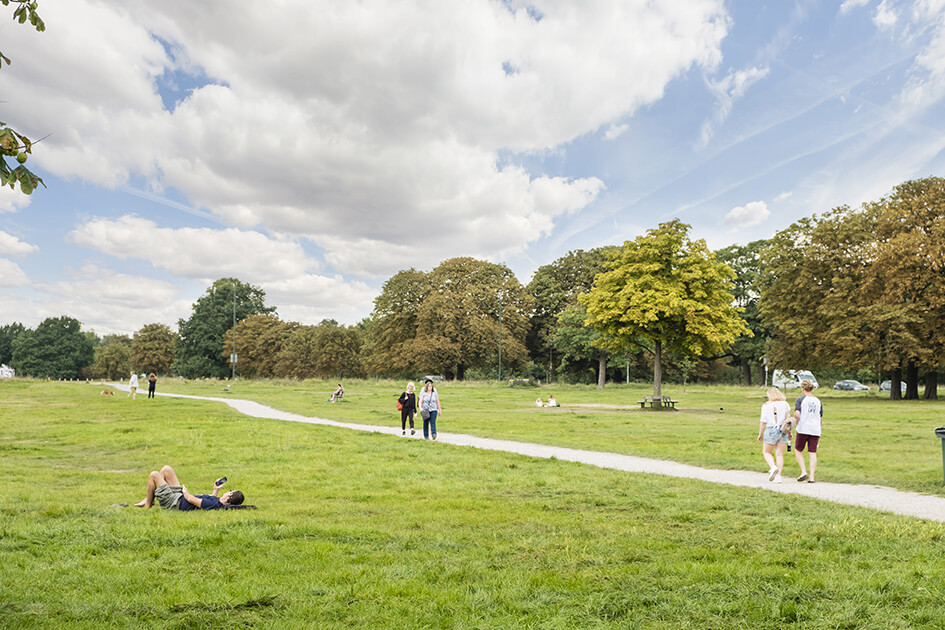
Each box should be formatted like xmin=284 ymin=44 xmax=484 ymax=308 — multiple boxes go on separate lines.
xmin=553 ymin=304 xmax=611 ymax=389
xmin=716 ymin=239 xmax=770 ymax=386
xmin=93 ymin=336 xmax=131 ymax=381
xmin=365 ymin=258 xmax=531 ymax=380
xmin=0 ymin=322 xmax=25 ymax=365
xmin=131 ymin=323 xmax=178 ymax=375
xmin=581 ymin=220 xmax=750 ymax=401
xmin=11 ymin=316 xmax=95 ymax=379
xmin=526 ymin=247 xmax=618 ymax=381
xmin=175 ymin=278 xmax=275 ymax=378
xmin=363 ymin=269 xmax=431 ymax=377
xmin=759 ymin=179 xmax=945 ymax=400
xmin=1 ymin=0 xmax=45 ymax=195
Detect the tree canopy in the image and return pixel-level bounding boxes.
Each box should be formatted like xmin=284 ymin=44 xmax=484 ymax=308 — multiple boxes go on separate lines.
xmin=131 ymin=323 xmax=178 ymax=375
xmin=581 ymin=220 xmax=750 ymax=398
xmin=366 ymin=257 xmax=532 ymax=380
xmin=175 ymin=278 xmax=275 ymax=379
xmin=1 ymin=0 xmax=46 ymax=195
xmin=11 ymin=316 xmax=95 ymax=379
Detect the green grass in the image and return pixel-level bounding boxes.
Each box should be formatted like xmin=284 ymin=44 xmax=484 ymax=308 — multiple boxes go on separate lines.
xmin=156 ymin=377 xmax=945 ymax=496
xmin=3 ymin=380 xmax=945 ymax=628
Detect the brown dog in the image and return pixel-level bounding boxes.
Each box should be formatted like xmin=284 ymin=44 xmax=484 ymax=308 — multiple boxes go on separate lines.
xmin=100 ymin=390 xmax=115 ymax=397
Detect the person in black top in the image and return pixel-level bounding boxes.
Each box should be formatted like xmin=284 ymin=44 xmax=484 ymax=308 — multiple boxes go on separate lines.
xmin=398 ymin=381 xmax=417 ymax=436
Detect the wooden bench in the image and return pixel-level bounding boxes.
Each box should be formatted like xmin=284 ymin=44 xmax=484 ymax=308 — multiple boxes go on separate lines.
xmin=636 ymin=395 xmax=679 ymax=409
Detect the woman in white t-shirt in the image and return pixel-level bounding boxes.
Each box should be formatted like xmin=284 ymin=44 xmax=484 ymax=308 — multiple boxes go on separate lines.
xmin=758 ymin=387 xmax=791 ymax=483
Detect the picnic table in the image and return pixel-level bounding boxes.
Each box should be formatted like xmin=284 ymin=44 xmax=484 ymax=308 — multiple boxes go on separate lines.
xmin=637 ymin=395 xmax=679 ymax=409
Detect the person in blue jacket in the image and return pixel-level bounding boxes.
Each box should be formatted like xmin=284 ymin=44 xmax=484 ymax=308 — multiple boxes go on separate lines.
xmin=134 ymin=465 xmax=244 ymax=510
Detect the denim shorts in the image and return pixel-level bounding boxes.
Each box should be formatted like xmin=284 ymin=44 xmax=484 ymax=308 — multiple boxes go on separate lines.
xmin=763 ymin=425 xmax=790 ymax=445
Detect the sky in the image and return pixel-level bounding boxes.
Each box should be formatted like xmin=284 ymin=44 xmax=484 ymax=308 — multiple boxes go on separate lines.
xmin=1 ymin=0 xmax=944 ymax=337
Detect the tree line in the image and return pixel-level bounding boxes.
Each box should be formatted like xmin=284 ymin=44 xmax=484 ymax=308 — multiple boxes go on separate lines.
xmin=2 ymin=177 xmax=942 ymax=399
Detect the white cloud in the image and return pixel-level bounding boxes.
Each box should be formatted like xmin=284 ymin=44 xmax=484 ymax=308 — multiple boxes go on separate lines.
xmin=260 ymin=274 xmax=378 ymax=324
xmin=0 ymin=186 xmax=32 ymax=214
xmin=604 ymin=123 xmax=629 ymax=141
xmin=774 ymin=191 xmax=793 ymax=203
xmin=4 ymin=0 xmax=728 ymax=279
xmin=840 ymin=0 xmax=871 ymax=15
xmin=0 ymin=230 xmax=39 ymax=257
xmin=0 ymin=259 xmax=30 ymax=287
xmin=901 ymin=2 xmax=945 ymax=105
xmin=873 ymin=0 xmax=899 ymax=28
xmin=66 ymin=216 xmax=318 ymax=283
xmin=33 ymin=265 xmax=192 ymax=335
xmin=723 ymin=200 xmax=770 ymax=228
xmin=700 ymin=65 xmax=770 ymax=146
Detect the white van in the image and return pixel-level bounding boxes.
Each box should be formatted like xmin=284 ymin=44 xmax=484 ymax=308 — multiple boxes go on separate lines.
xmin=772 ymin=369 xmax=818 ymax=389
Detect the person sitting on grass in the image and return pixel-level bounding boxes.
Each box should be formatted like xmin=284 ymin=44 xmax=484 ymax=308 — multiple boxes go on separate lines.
xmin=329 ymin=383 xmax=344 ymax=403
xmin=134 ymin=465 xmax=244 ymax=510
xmin=547 ymin=394 xmax=558 ymax=407
xmin=536 ymin=397 xmax=543 ymax=407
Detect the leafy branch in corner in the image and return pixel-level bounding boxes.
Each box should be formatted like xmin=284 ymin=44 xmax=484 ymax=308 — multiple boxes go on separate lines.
xmin=0 ymin=0 xmax=46 ymax=194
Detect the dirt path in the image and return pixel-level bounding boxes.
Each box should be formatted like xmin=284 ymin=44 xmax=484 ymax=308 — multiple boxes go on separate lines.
xmin=119 ymin=385 xmax=945 ymax=523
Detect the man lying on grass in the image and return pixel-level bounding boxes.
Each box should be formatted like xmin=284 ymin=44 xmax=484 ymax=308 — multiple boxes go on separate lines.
xmin=134 ymin=465 xmax=244 ymax=510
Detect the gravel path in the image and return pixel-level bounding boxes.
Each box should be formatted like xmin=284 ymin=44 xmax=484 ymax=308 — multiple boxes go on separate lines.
xmin=122 ymin=386 xmax=945 ymax=523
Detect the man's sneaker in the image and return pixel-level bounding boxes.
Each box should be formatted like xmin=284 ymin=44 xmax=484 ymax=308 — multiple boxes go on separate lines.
xmin=411 ymin=429 xmax=415 ymax=435
xmin=797 ymin=473 xmax=809 ymax=482
xmin=768 ymin=467 xmax=777 ymax=481
xmin=402 ymin=430 xmax=406 ymax=436
xmin=774 ymin=474 xmax=783 ymax=484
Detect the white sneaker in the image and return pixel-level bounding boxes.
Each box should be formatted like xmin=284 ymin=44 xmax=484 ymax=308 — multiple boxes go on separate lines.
xmin=774 ymin=474 xmax=783 ymax=484
xmin=768 ymin=467 xmax=777 ymax=481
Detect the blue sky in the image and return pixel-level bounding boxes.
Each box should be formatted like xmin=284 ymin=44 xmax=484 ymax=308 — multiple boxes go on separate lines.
xmin=1 ymin=0 xmax=944 ymax=336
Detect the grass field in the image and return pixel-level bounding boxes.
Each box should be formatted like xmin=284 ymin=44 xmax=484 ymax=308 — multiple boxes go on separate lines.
xmin=157 ymin=377 xmax=945 ymax=495
xmin=3 ymin=379 xmax=945 ymax=628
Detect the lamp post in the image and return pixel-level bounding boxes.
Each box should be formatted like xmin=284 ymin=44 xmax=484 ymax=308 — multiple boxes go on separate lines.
xmin=498 ymin=296 xmax=502 ymax=382
xmin=230 ymin=284 xmax=237 ymax=380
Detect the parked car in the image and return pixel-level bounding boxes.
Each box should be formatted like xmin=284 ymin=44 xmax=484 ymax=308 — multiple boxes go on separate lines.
xmin=833 ymin=379 xmax=869 ymax=391
xmin=879 ymin=380 xmax=907 ymax=393
xmin=772 ymin=369 xmax=819 ymax=389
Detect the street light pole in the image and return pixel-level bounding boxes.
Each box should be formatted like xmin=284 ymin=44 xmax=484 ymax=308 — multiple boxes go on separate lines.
xmin=498 ymin=296 xmax=502 ymax=382
xmin=231 ymin=285 xmax=236 ymax=380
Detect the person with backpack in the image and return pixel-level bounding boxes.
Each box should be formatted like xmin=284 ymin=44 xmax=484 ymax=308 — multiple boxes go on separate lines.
xmin=758 ymin=387 xmax=792 ymax=483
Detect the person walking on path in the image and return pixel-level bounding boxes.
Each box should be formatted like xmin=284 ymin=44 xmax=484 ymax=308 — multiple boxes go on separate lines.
xmin=134 ymin=465 xmax=244 ymax=510
xmin=758 ymin=387 xmax=791 ymax=483
xmin=147 ymin=373 xmax=157 ymax=399
xmin=128 ymin=371 xmax=139 ymax=400
xmin=398 ymin=382 xmax=417 ymax=436
xmin=418 ymin=379 xmax=442 ymax=440
xmin=793 ymin=380 xmax=823 ymax=483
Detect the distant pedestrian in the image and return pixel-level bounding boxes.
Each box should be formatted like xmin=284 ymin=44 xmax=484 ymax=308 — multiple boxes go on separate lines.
xmin=128 ymin=371 xmax=139 ymax=399
xmin=148 ymin=373 xmax=157 ymax=399
xmin=418 ymin=379 xmax=442 ymax=440
xmin=793 ymin=380 xmax=823 ymax=482
xmin=758 ymin=387 xmax=791 ymax=483
xmin=398 ymin=382 xmax=417 ymax=436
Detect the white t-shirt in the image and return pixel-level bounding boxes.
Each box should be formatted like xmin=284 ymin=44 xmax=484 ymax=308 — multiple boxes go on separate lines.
xmin=760 ymin=400 xmax=791 ymax=428
xmin=129 ymin=373 xmax=139 ymax=388
xmin=794 ymin=394 xmax=823 ymax=436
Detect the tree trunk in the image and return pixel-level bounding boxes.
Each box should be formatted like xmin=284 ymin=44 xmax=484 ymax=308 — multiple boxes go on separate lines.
xmin=924 ymin=371 xmax=939 ymax=400
xmin=890 ymin=367 xmax=902 ymax=400
xmin=457 ymin=364 xmax=465 ymax=381
xmin=653 ymin=339 xmax=662 ymax=403
xmin=758 ymin=363 xmax=767 ymax=387
xmin=905 ymin=361 xmax=919 ymax=399
xmin=597 ymin=355 xmax=606 ymax=390
xmin=741 ymin=361 xmax=752 ymax=387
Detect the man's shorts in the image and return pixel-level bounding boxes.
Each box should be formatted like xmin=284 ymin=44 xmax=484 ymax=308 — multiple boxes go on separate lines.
xmin=763 ymin=425 xmax=790 ymax=445
xmin=154 ymin=483 xmax=183 ymax=510
xmin=795 ymin=433 xmax=820 ymax=453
